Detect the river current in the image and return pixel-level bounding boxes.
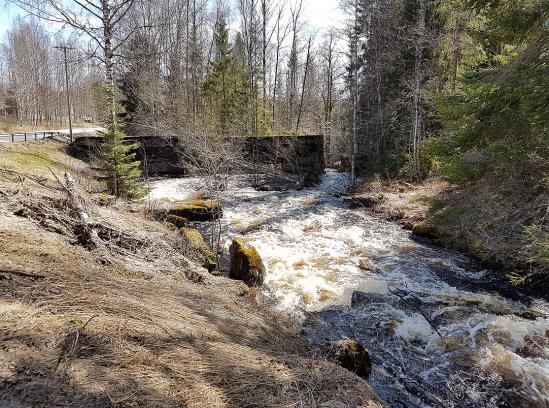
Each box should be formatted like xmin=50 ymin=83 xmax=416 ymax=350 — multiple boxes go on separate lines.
xmin=148 ymin=170 xmax=549 ymax=408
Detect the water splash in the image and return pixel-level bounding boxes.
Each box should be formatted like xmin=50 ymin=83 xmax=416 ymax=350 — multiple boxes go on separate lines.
xmin=149 ymin=170 xmax=549 ymax=408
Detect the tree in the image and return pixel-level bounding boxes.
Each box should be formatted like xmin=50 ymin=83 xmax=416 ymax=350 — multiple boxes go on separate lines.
xmin=99 ymin=127 xmax=144 ymax=198
xmin=10 ymin=0 xmax=144 ymax=198
xmin=202 ymin=16 xmax=249 ymax=137
xmin=320 ymin=30 xmax=339 ymax=164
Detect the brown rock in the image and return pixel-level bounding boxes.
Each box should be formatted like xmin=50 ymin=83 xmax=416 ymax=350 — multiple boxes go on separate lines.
xmin=412 ymin=222 xmax=437 ymax=238
xmin=180 ymin=228 xmax=217 ymax=272
xmin=166 ymin=214 xmax=188 ymax=228
xmin=349 ymin=194 xmax=382 ymax=209
xmin=328 ymin=340 xmax=372 ymax=380
xmin=169 ymin=199 xmax=222 ymax=222
xmin=229 ymin=237 xmax=265 ymax=287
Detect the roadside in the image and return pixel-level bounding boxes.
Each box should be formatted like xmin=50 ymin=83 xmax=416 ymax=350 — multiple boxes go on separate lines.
xmin=0 ymin=126 xmax=104 ymax=142
xmin=0 ymin=140 xmax=384 ymax=407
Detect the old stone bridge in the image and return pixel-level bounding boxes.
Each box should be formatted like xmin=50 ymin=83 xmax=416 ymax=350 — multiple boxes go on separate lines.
xmin=69 ymin=134 xmax=325 ymax=186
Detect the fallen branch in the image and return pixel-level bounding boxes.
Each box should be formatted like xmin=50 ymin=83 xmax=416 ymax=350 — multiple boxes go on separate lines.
xmin=0 ymin=269 xmax=46 ymax=279
xmin=64 ymin=172 xmax=99 ymax=249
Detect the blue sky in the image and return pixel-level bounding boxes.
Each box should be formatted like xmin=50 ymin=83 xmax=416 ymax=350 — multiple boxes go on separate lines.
xmin=0 ymin=3 xmax=23 ymax=40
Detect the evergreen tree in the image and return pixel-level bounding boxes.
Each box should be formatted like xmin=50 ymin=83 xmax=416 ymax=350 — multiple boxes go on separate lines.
xmin=202 ymin=17 xmax=250 ymax=136
xmin=99 ymin=124 xmax=144 ymax=199
xmin=96 ymin=82 xmax=144 ymax=200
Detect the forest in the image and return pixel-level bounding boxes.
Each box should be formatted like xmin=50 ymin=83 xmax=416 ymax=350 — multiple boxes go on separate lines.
xmin=2 ymin=0 xmax=545 ymax=287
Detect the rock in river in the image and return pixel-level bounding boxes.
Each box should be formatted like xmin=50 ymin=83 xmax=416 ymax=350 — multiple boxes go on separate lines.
xmin=328 ymin=340 xmax=372 ymax=380
xmin=229 ymin=237 xmax=265 ymax=287
xmin=180 ymin=227 xmax=217 ymax=272
xmin=169 ymin=199 xmax=222 ymax=222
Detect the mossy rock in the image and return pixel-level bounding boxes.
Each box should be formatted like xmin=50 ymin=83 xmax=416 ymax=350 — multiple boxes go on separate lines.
xmin=169 ymin=199 xmax=222 ymax=222
xmin=349 ymin=194 xmax=382 ymax=209
xmin=327 ymin=340 xmax=372 ymax=380
xmin=255 ymin=184 xmax=273 ymax=192
xmin=229 ymin=237 xmax=265 ymax=287
xmin=164 ymin=222 xmax=179 ymax=232
xmin=166 ymin=214 xmax=188 ymax=229
xmin=412 ymin=222 xmax=437 ymax=238
xmin=180 ymin=227 xmax=217 ymax=272
xmin=204 ymin=256 xmax=217 ymax=273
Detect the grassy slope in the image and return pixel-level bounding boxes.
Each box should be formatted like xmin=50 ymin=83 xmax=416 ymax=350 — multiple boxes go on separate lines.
xmin=0 ymin=140 xmax=383 ymax=408
xmin=351 ymin=167 xmax=548 ymax=294
xmin=425 ymin=159 xmax=548 ymax=290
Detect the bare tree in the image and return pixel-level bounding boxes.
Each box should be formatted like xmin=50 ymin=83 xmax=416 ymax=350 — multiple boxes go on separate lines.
xmin=9 ymin=0 xmax=138 ymax=126
xmin=287 ymin=0 xmax=303 ymax=132
xmin=271 ymin=4 xmax=289 ymax=130
xmin=410 ymin=0 xmax=426 ymax=181
xmin=295 ymin=34 xmax=313 ymax=134
xmin=320 ymin=29 xmax=338 ymax=164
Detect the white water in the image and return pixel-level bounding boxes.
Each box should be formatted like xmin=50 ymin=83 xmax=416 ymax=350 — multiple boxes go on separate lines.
xmin=149 ymin=171 xmax=549 ymax=408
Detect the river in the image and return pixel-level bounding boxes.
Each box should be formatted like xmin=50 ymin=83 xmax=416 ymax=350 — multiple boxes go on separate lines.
xmin=148 ymin=170 xmax=549 ymax=408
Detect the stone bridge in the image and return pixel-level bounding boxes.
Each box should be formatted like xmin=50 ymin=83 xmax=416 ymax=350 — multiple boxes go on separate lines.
xmin=69 ymin=134 xmax=325 ymax=186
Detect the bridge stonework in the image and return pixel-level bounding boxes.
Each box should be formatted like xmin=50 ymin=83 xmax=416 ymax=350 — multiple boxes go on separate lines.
xmin=69 ymin=135 xmax=325 ymax=186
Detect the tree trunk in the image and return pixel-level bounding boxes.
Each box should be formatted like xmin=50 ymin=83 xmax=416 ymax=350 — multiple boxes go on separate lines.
xmin=102 ymin=0 xmax=117 ymax=128
xmin=411 ymin=0 xmax=426 ymax=181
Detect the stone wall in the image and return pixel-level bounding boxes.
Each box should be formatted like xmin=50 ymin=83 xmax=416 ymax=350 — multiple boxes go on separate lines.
xmin=68 ymin=135 xmax=325 ymax=185
xmin=68 ymin=135 xmax=185 ymax=176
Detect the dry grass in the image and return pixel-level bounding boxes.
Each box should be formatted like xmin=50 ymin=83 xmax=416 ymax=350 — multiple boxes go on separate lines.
xmin=0 ymin=140 xmax=383 ymax=408
xmin=350 ymin=177 xmax=452 ymax=228
xmin=0 ymin=118 xmax=97 ymax=133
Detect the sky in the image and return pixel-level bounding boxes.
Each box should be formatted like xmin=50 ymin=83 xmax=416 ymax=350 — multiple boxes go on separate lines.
xmin=0 ymin=0 xmax=345 ymax=42
xmin=0 ymin=3 xmax=23 ymax=40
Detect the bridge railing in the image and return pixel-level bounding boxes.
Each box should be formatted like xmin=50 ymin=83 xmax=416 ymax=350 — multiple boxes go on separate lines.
xmin=0 ymin=131 xmax=61 ymax=143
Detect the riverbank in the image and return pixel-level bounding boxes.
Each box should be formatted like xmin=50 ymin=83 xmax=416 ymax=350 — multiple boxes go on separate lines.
xmin=148 ymin=169 xmax=549 ymax=407
xmin=349 ymin=176 xmax=548 ymax=296
xmin=348 ymin=177 xmax=451 ymax=230
xmin=0 ymin=140 xmax=383 ymax=407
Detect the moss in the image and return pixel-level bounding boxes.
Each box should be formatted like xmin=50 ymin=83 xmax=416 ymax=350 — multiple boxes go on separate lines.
xmin=232 ymin=237 xmax=263 ymax=270
xmin=169 ymin=199 xmax=222 ymax=222
xmin=180 ymin=228 xmax=211 ymax=254
xmin=411 ymin=222 xmax=437 ymax=238
xmin=179 ymin=227 xmax=217 ymax=272
xmin=229 ymin=237 xmax=265 ymax=286
xmin=166 ymin=214 xmax=188 ymax=229
xmin=255 ymin=184 xmax=273 ymax=191
xmin=204 ymin=256 xmax=217 ymax=273
xmin=164 ymin=222 xmax=179 ymax=232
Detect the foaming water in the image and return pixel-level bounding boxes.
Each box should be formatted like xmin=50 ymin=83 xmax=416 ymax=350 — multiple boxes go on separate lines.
xmin=149 ymin=171 xmax=549 ymax=408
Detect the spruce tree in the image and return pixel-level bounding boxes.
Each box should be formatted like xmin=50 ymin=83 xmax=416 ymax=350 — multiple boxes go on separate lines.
xmin=202 ymin=17 xmax=249 ymax=136
xmin=99 ymin=122 xmax=144 ymax=199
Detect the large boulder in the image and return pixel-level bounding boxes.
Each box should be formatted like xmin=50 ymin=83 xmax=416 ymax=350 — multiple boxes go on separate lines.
xmin=180 ymin=227 xmax=217 ymax=273
xmin=349 ymin=194 xmax=383 ymax=209
xmin=411 ymin=222 xmax=437 ymax=239
xmin=328 ymin=340 xmax=372 ymax=380
xmin=169 ymin=199 xmax=222 ymax=222
xmin=166 ymin=214 xmax=188 ymax=228
xmin=229 ymin=237 xmax=265 ymax=287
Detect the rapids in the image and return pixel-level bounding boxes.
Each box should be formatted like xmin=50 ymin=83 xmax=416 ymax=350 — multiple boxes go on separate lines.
xmin=148 ymin=170 xmax=549 ymax=408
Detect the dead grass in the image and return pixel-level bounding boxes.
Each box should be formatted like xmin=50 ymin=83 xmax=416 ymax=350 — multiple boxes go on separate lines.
xmin=0 ymin=118 xmax=97 ymax=133
xmin=0 ymin=141 xmax=383 ymax=407
xmin=350 ymin=177 xmax=452 ymax=228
